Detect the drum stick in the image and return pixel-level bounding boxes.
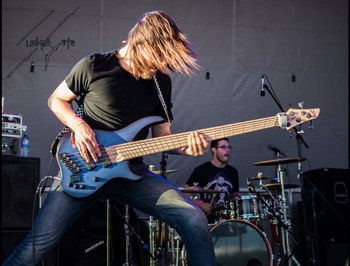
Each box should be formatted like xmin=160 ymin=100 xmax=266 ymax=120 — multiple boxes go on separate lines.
xmin=209 ymin=178 xmax=220 ymax=206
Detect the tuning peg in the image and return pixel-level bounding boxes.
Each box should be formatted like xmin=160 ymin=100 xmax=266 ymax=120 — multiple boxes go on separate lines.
xmin=309 ymin=121 xmax=314 ymax=130
xmin=297 ymin=125 xmax=304 ymax=134
xmin=298 ymin=102 xmax=304 ymax=109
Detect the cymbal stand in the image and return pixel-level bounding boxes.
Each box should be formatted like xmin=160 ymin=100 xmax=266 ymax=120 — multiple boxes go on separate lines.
xmin=276 ymin=163 xmax=292 ymax=266
xmin=169 ymin=228 xmax=176 ymax=266
xmin=149 ymin=216 xmax=154 ymax=266
xmin=160 ymin=152 xmax=170 ymax=266
xmin=122 ymin=205 xmax=134 ymax=266
xmin=112 ymin=204 xmax=157 ymax=266
xmin=250 ymin=180 xmax=299 ymax=266
xmin=107 ymin=199 xmax=112 ymax=266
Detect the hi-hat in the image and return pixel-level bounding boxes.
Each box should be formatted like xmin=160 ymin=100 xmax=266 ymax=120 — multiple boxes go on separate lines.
xmin=181 ymin=188 xmax=220 ymax=194
xmin=152 ymin=169 xmax=180 ymax=175
xmin=253 ymin=157 xmax=306 ymax=166
xmin=266 ymin=183 xmax=300 ymax=190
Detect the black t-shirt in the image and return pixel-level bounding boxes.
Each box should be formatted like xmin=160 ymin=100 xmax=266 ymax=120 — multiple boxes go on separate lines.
xmin=186 ymin=161 xmax=239 ymax=222
xmin=65 ymin=50 xmax=173 ymax=164
xmin=65 ymin=50 xmax=173 ymax=131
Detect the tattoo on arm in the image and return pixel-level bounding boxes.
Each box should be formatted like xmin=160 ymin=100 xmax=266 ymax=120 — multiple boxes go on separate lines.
xmin=54 ymin=112 xmax=68 ymax=125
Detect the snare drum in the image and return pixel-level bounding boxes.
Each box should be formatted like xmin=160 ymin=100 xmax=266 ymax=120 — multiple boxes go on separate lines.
xmin=234 ymin=195 xmax=265 ymax=221
xmin=210 ymin=219 xmax=273 ymax=266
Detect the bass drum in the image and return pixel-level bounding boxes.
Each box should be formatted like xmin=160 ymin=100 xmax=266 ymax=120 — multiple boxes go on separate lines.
xmin=210 ymin=219 xmax=273 ymax=266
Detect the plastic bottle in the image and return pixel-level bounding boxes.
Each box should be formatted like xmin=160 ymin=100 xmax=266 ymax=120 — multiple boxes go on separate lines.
xmin=21 ymin=133 xmax=30 ymax=157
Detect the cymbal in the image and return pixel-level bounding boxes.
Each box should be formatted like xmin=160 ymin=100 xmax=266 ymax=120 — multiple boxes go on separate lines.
xmin=253 ymin=157 xmax=306 ymax=166
xmin=152 ymin=169 xmax=180 ymax=175
xmin=181 ymin=188 xmax=220 ymax=194
xmin=249 ymin=176 xmax=274 ymax=180
xmin=266 ymin=183 xmax=300 ymax=190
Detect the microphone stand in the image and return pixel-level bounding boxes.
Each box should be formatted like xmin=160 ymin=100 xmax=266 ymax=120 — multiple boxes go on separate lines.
xmin=262 ymin=80 xmax=310 ymax=265
xmin=263 ymin=78 xmax=345 ymax=265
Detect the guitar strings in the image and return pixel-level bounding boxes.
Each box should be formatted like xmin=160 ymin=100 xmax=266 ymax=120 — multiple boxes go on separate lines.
xmin=60 ymin=116 xmax=279 ymax=172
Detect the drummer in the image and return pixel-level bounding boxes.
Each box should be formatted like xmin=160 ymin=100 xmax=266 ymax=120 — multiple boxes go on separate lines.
xmin=184 ymin=138 xmax=239 ymax=224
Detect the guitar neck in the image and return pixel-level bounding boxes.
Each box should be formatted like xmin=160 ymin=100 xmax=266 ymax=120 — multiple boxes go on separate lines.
xmin=112 ymin=115 xmax=279 ymax=162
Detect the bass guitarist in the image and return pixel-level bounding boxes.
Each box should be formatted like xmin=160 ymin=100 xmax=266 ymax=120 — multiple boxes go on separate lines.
xmin=3 ymin=11 xmax=217 ymax=266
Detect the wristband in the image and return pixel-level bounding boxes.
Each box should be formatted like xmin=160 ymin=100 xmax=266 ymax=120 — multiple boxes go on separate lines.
xmin=71 ymin=117 xmax=85 ymax=132
xmin=69 ymin=115 xmax=80 ymax=131
xmin=75 ymin=119 xmax=86 ymax=128
xmin=197 ymin=201 xmax=203 ymax=207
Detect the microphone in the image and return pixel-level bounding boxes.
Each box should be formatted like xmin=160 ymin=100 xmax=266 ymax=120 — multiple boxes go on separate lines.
xmin=261 ymin=75 xmax=265 ymax=96
xmin=268 ymin=145 xmax=282 ymax=154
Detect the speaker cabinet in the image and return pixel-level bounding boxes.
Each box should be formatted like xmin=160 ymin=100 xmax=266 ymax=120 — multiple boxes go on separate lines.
xmin=1 ymin=230 xmax=30 ymax=264
xmin=2 ymin=156 xmax=40 ymax=229
xmin=302 ymin=168 xmax=348 ymax=244
xmin=57 ymin=200 xmax=150 ymax=266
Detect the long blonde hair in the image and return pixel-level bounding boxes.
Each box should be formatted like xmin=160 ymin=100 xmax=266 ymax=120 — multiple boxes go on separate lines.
xmin=119 ymin=11 xmax=200 ymax=80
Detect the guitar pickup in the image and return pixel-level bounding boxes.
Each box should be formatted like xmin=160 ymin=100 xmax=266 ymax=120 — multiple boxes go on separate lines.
xmin=81 ymin=156 xmax=96 ymax=171
xmin=99 ymin=144 xmax=112 ymax=168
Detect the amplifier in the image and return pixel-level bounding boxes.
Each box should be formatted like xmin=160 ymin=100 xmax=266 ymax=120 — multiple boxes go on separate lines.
xmin=2 ymin=113 xmax=22 ymax=138
xmin=2 ymin=137 xmax=21 ymax=156
xmin=2 ymin=113 xmax=23 ymax=156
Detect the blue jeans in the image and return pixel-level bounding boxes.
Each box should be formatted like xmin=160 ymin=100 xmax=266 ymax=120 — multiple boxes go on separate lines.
xmin=3 ymin=164 xmax=217 ymax=266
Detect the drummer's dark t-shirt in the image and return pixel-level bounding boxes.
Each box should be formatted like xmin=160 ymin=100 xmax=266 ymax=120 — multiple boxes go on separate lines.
xmin=186 ymin=161 xmax=239 ymax=223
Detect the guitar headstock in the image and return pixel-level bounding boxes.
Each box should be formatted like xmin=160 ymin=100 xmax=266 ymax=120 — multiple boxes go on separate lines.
xmin=284 ymin=108 xmax=320 ymax=130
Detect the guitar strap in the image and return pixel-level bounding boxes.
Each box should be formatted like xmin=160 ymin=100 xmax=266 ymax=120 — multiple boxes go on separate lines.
xmin=51 ymin=73 xmax=171 ymax=156
xmin=152 ymin=74 xmax=172 ymax=126
xmin=50 ymin=94 xmax=85 ymax=157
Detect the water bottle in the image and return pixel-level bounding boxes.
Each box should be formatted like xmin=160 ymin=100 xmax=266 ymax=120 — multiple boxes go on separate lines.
xmin=21 ymin=133 xmax=30 ymax=157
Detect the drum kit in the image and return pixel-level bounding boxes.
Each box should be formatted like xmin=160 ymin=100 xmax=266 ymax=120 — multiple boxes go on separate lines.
xmin=144 ymin=157 xmax=304 ymax=266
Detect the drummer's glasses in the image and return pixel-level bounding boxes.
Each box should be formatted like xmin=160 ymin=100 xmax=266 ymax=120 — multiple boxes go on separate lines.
xmin=216 ymin=145 xmax=232 ymax=150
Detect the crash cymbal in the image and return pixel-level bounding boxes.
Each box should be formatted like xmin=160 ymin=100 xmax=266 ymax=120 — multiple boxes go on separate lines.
xmin=266 ymin=183 xmax=300 ymax=190
xmin=249 ymin=176 xmax=274 ymax=180
xmin=152 ymin=169 xmax=180 ymax=175
xmin=253 ymin=157 xmax=306 ymax=166
xmin=181 ymin=188 xmax=220 ymax=194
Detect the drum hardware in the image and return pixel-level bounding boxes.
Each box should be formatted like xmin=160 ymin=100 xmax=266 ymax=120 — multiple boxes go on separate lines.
xmin=252 ymin=165 xmax=290 ymax=244
xmin=152 ymin=169 xmax=180 ymax=175
xmin=180 ymin=188 xmax=220 ymax=193
xmin=250 ymin=172 xmax=274 ymax=188
xmin=270 ymin=219 xmax=291 ymax=226
xmin=149 ymin=216 xmax=187 ymax=266
xmin=113 ymin=205 xmax=157 ymax=266
xmin=265 ymin=183 xmax=300 ymax=190
xmin=253 ymin=157 xmax=306 ymax=166
xmin=148 ymin=163 xmax=180 ymax=175
xmin=248 ymin=177 xmax=302 ymax=266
